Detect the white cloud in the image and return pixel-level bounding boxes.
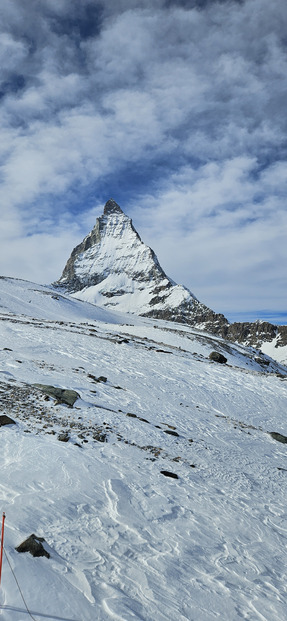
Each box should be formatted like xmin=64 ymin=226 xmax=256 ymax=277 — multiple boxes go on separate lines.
xmin=0 ymin=32 xmax=27 ymax=71
xmin=0 ymin=230 xmax=81 ymax=283
xmin=131 ymin=157 xmax=287 ymax=314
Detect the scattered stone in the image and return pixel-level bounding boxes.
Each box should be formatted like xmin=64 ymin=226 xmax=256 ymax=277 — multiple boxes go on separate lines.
xmin=160 ymin=470 xmax=179 ymax=479
xmin=155 ymin=349 xmax=170 ymax=354
xmin=88 ymin=374 xmax=97 ymax=381
xmin=163 ymin=429 xmax=179 ymax=437
xmin=269 ymin=432 xmax=287 ymax=444
xmin=16 ymin=534 xmax=50 ymax=559
xmin=209 ymin=351 xmax=227 ymax=364
xmin=93 ymin=431 xmax=107 ymax=442
xmin=255 ymin=357 xmax=270 ymax=366
xmin=58 ymin=432 xmax=70 ymax=442
xmin=0 ymin=415 xmax=16 ymax=427
xmin=87 ymin=374 xmax=107 ymax=383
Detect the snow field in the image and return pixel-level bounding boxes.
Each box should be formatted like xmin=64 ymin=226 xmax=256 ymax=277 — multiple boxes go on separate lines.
xmin=0 ymin=278 xmax=287 ymax=619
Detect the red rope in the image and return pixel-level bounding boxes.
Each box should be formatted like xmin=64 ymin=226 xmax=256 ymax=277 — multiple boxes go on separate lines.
xmin=0 ymin=512 xmax=5 ymax=585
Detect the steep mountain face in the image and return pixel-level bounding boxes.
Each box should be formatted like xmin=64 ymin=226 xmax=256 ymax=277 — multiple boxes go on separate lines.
xmin=215 ymin=320 xmax=287 ymax=367
xmin=56 ymin=199 xmax=225 ymax=326
xmin=55 ymin=199 xmax=287 ymax=361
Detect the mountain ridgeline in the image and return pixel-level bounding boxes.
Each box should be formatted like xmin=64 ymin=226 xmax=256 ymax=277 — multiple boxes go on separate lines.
xmin=55 ymin=199 xmax=287 ymax=356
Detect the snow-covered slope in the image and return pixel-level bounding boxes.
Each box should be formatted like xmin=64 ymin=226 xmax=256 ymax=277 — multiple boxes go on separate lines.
xmin=55 ymin=199 xmax=215 ymax=323
xmin=0 ymin=276 xmax=287 ymax=620
xmin=0 ymin=275 xmax=136 ymax=325
xmin=261 ymin=336 xmax=287 ymax=366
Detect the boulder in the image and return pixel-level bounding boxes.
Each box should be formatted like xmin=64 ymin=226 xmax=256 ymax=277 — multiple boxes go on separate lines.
xmin=0 ymin=415 xmax=16 ymax=427
xmin=33 ymin=384 xmax=79 ymax=407
xmin=87 ymin=374 xmax=107 ymax=383
xmin=160 ymin=470 xmax=179 ymax=479
xmin=269 ymin=432 xmax=287 ymax=444
xmin=58 ymin=432 xmax=70 ymax=442
xmin=16 ymin=534 xmax=50 ymax=558
xmin=209 ymin=351 xmax=227 ymax=364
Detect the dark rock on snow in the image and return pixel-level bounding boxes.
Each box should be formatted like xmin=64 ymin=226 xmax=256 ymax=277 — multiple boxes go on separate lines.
xmin=269 ymin=432 xmax=287 ymax=444
xmin=209 ymin=351 xmax=227 ymax=364
xmin=0 ymin=415 xmax=16 ymax=426
xmin=33 ymin=384 xmax=79 ymax=407
xmin=58 ymin=432 xmax=70 ymax=442
xmin=163 ymin=429 xmax=180 ymax=437
xmin=160 ymin=470 xmax=179 ymax=479
xmin=16 ymin=534 xmax=50 ymax=558
xmin=88 ymin=374 xmax=107 ymax=383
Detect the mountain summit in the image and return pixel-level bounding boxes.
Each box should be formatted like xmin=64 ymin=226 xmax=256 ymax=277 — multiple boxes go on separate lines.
xmin=103 ymin=198 xmax=124 ymax=215
xmin=54 ymin=199 xmax=287 ymax=358
xmin=55 ymin=199 xmax=222 ymax=325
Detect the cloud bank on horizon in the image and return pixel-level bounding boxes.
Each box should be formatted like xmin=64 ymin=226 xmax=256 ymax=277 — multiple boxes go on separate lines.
xmin=0 ymin=0 xmax=286 ymax=323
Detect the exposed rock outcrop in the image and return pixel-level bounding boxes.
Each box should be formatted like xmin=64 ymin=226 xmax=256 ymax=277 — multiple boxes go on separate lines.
xmin=0 ymin=414 xmax=16 ymax=426
xmin=16 ymin=534 xmax=50 ymax=558
xmin=33 ymin=384 xmax=79 ymax=407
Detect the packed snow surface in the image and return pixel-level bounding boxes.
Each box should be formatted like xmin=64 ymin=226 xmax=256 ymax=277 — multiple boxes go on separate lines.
xmin=260 ymin=337 xmax=287 ymax=366
xmin=0 ymin=277 xmax=287 ymax=620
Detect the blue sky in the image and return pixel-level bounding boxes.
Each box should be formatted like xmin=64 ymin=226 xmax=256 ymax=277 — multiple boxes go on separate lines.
xmin=0 ymin=0 xmax=286 ymax=324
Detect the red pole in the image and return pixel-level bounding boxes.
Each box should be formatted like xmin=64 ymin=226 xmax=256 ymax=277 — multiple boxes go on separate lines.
xmin=0 ymin=512 xmax=5 ymax=585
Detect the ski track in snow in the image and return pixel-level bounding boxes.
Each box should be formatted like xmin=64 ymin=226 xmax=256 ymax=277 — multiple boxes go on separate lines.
xmin=0 ymin=279 xmax=287 ymax=620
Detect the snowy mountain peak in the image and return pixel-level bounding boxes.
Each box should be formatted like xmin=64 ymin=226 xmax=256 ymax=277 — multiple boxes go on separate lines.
xmin=53 ymin=199 xmax=287 ymax=352
xmin=103 ymin=198 xmax=124 ymax=215
xmin=55 ymin=199 xmax=218 ymax=324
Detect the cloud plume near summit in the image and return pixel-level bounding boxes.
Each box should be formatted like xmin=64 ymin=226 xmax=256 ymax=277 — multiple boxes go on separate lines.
xmin=0 ymin=0 xmax=286 ymax=322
